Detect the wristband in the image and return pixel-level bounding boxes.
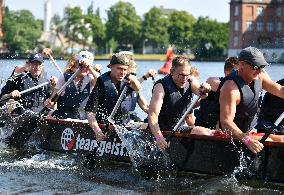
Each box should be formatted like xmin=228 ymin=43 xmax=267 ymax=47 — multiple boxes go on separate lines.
xmin=155 ymin=133 xmax=165 ymax=142
xmin=242 ymin=136 xmax=252 ymax=146
xmin=142 ymin=75 xmax=147 ymax=80
xmin=93 ymin=127 xmax=102 ymax=133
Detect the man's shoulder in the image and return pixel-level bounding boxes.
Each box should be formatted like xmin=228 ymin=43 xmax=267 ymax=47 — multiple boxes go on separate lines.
xmin=95 ymin=77 xmax=104 ymax=89
xmin=221 ymin=79 xmax=239 ymax=92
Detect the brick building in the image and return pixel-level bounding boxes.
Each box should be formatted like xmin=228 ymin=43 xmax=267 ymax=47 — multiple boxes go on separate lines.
xmin=228 ymin=0 xmax=284 ymax=62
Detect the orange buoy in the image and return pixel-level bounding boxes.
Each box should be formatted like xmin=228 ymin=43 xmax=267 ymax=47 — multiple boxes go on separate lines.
xmin=158 ymin=47 xmax=173 ymax=75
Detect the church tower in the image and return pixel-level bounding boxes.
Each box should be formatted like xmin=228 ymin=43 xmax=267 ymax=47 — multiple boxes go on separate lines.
xmin=44 ymin=0 xmax=52 ymax=32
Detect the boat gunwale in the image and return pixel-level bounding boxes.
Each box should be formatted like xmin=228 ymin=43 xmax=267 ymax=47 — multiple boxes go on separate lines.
xmin=43 ymin=118 xmax=284 ymax=148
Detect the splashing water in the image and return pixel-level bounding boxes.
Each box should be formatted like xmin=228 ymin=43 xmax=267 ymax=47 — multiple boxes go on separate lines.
xmin=0 ymin=105 xmax=40 ymax=147
xmin=111 ymin=123 xmax=173 ymax=178
xmin=225 ymin=133 xmax=262 ymax=182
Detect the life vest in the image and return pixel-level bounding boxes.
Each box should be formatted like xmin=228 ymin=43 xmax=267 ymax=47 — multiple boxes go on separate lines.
xmin=256 ymin=78 xmax=284 ymax=134
xmin=19 ymin=72 xmax=49 ymax=112
xmin=157 ymin=75 xmax=192 ymax=131
xmin=217 ymin=71 xmax=262 ymax=132
xmin=96 ymin=72 xmax=138 ymax=124
xmin=57 ymin=73 xmax=91 ymax=113
xmin=194 ymin=77 xmax=223 ymax=129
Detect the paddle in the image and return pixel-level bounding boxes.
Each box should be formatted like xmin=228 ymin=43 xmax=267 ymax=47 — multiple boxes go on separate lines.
xmin=237 ymin=111 xmax=284 ymax=179
xmin=40 ymin=68 xmax=81 ymax=114
xmin=259 ymin=112 xmax=284 ymax=143
xmin=108 ymin=85 xmax=129 ymax=124
xmin=85 ymin=83 xmax=128 ymax=169
xmin=0 ymin=81 xmax=49 ymax=103
xmin=151 ymin=75 xmax=155 ymax=85
xmin=129 ymin=94 xmax=202 ymax=179
xmin=48 ymin=54 xmax=64 ymax=75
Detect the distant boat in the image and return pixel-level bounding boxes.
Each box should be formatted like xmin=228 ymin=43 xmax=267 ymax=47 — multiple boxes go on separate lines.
xmin=158 ymin=47 xmax=173 ymax=75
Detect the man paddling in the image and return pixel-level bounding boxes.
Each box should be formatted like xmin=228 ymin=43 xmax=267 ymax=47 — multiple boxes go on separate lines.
xmin=148 ymin=55 xmax=213 ymax=151
xmin=85 ymin=53 xmax=141 ymax=141
xmin=0 ymin=53 xmax=57 ymax=147
xmin=194 ymin=57 xmax=239 ymax=129
xmin=48 ymin=51 xmax=101 ymax=119
xmin=0 ymin=53 xmax=57 ymax=113
xmin=218 ymin=47 xmax=284 ymax=154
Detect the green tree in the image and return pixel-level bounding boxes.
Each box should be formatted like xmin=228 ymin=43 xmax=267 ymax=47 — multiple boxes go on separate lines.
xmin=2 ymin=9 xmax=42 ymax=53
xmin=191 ymin=17 xmax=229 ymax=59
xmin=141 ymin=7 xmax=169 ymax=49
xmin=64 ymin=6 xmax=94 ymax=50
xmin=86 ymin=7 xmax=105 ymax=52
xmin=168 ymin=11 xmax=196 ymax=53
xmin=105 ymin=1 xmax=141 ymax=51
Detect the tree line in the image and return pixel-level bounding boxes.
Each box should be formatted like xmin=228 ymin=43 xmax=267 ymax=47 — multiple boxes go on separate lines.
xmin=2 ymin=2 xmax=229 ymax=59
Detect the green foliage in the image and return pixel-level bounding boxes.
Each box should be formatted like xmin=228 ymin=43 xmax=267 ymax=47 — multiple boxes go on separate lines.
xmin=191 ymin=17 xmax=229 ymax=58
xmin=106 ymin=1 xmax=141 ymax=49
xmin=2 ymin=3 xmax=229 ymax=58
xmin=2 ymin=9 xmax=42 ymax=53
xmin=168 ymin=11 xmax=196 ymax=53
xmin=87 ymin=8 xmax=105 ymax=50
xmin=142 ymin=7 xmax=169 ymax=48
xmin=108 ymin=38 xmax=118 ymax=53
xmin=63 ymin=7 xmax=91 ymax=48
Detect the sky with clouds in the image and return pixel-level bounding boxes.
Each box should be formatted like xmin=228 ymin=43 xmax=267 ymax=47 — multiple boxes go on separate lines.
xmin=4 ymin=0 xmax=230 ymax=23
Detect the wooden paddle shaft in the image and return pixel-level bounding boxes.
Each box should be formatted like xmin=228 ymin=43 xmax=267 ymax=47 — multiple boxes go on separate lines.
xmin=108 ymin=85 xmax=129 ymax=123
xmin=0 ymin=81 xmax=49 ymax=102
xmin=172 ymin=95 xmax=201 ymax=132
xmin=274 ymin=112 xmax=284 ymax=126
xmin=49 ymin=55 xmax=64 ymax=75
xmin=260 ymin=111 xmax=284 ymax=143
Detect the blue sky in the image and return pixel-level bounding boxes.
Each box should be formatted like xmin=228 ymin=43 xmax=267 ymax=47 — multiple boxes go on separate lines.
xmin=4 ymin=0 xmax=230 ymax=23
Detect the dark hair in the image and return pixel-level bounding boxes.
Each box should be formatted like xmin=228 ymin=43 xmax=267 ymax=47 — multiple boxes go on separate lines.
xmin=224 ymin=57 xmax=238 ymax=71
xmin=172 ymin=55 xmax=190 ymax=69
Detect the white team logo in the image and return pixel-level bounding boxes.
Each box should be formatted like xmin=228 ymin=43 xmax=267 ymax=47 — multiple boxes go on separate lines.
xmin=61 ymin=128 xmax=75 ymax=151
xmin=34 ymin=54 xmax=40 ymax=58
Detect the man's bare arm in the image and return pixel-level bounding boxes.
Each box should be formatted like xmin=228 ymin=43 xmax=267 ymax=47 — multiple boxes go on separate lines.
xmin=261 ymin=72 xmax=284 ymax=99
xmin=219 ymin=80 xmax=263 ymax=154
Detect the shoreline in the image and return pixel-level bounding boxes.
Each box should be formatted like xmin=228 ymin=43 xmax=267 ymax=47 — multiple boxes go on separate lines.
xmin=0 ymin=54 xmax=282 ymax=64
xmin=0 ymin=53 xmax=226 ymax=62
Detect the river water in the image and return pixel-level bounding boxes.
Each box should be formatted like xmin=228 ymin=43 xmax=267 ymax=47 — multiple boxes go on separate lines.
xmin=0 ymin=59 xmax=283 ymax=194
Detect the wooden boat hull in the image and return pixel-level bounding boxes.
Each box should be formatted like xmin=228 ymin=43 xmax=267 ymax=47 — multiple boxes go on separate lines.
xmin=38 ymin=118 xmax=284 ymax=183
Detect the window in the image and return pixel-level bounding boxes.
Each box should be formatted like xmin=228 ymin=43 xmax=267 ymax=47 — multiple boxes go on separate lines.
xmin=256 ymin=22 xmax=264 ymax=31
xmin=256 ymin=7 xmax=264 ymax=17
xmin=234 ymin=5 xmax=239 ymax=16
xmin=276 ymin=7 xmax=281 ymax=16
xmin=233 ymin=36 xmax=238 ymax=47
xmin=276 ymin=22 xmax=282 ymax=32
xmin=234 ymin=20 xmax=239 ymax=31
xmin=266 ymin=22 xmax=273 ymax=32
xmin=246 ymin=21 xmax=252 ymax=31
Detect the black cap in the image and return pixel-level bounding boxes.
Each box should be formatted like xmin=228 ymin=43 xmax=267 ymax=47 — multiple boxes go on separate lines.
xmin=238 ymin=47 xmax=269 ymax=68
xmin=108 ymin=53 xmax=130 ymax=67
xmin=28 ymin=53 xmax=44 ymax=63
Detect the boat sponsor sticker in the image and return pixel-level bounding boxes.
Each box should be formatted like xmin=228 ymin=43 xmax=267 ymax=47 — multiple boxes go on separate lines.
xmin=61 ymin=128 xmax=128 ymax=157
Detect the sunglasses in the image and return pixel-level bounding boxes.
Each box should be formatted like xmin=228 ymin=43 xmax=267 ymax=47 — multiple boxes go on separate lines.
xmin=244 ymin=60 xmax=265 ymax=70
xmin=129 ymin=72 xmax=137 ymax=76
xmin=177 ymin=73 xmax=191 ymax=79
